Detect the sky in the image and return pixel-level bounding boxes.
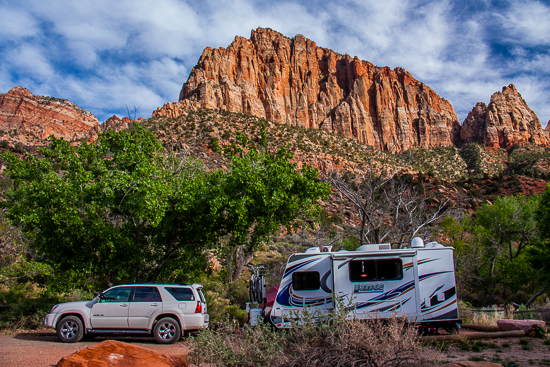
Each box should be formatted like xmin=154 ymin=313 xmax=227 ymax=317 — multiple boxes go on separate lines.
xmin=1 ymin=0 xmax=549 ymax=128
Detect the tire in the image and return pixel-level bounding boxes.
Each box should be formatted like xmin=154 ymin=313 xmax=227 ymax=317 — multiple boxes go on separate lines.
xmin=56 ymin=316 xmax=84 ymax=343
xmin=153 ymin=317 xmax=181 ymax=344
xmin=443 ymin=323 xmax=459 ymax=335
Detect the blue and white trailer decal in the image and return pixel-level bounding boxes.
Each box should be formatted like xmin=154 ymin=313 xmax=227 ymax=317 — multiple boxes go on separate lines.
xmin=270 ymin=244 xmax=460 ymax=328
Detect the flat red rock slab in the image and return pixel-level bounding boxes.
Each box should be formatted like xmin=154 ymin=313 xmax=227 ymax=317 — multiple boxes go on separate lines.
xmin=56 ymin=340 xmax=188 ymax=367
xmin=497 ymin=319 xmax=546 ymax=334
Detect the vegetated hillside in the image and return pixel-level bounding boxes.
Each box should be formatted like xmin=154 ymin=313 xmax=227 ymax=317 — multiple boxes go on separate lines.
xmin=139 ymin=107 xmax=550 ymax=216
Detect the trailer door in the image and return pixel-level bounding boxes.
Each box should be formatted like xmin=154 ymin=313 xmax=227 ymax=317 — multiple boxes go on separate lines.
xmin=332 ymin=252 xmax=418 ymax=321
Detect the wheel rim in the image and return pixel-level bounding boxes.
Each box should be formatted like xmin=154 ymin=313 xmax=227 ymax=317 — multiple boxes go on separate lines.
xmin=60 ymin=320 xmax=79 ymax=339
xmin=157 ymin=322 xmax=176 ymax=341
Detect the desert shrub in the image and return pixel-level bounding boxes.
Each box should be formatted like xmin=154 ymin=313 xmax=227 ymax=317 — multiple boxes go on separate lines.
xmin=199 ymin=274 xmax=250 ymax=325
xmin=0 ymin=283 xmax=94 ymax=330
xmin=285 ymin=315 xmax=430 ymax=367
xmin=188 ymin=322 xmax=287 ymax=367
xmin=189 ymin=300 xmax=438 ymax=367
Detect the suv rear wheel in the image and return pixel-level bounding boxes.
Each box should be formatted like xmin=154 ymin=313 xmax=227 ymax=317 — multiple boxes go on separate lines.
xmin=153 ymin=317 xmax=180 ymax=344
xmin=57 ymin=316 xmax=84 ymax=343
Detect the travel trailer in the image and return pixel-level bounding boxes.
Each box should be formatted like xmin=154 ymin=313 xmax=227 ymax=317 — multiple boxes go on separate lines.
xmin=264 ymin=238 xmax=460 ymax=332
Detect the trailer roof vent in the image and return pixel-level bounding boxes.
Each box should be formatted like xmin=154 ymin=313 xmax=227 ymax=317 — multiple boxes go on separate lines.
xmin=425 ymin=241 xmax=444 ymax=248
xmin=378 ymin=243 xmax=391 ymax=250
xmin=356 ymin=243 xmax=391 ymax=252
xmin=305 ymin=247 xmax=321 ymax=253
xmin=411 ymin=237 xmax=425 ymax=248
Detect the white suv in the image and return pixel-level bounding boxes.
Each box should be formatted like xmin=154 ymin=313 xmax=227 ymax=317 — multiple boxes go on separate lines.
xmin=44 ymin=284 xmax=209 ymax=344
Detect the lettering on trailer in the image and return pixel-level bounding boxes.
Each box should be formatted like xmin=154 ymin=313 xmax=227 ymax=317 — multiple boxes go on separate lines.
xmin=354 ymin=283 xmax=384 ymax=293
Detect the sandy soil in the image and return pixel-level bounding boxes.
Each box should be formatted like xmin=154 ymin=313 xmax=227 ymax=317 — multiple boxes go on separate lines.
xmin=1 ymin=329 xmax=549 ymax=367
xmin=0 ymin=331 xmax=190 ymax=367
xmin=428 ymin=333 xmax=550 ymax=366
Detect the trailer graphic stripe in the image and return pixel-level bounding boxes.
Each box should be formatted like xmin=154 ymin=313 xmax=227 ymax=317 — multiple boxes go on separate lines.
xmin=353 ymin=271 xmax=452 ymax=310
xmin=275 ymin=283 xmax=334 ymax=307
xmin=283 ymin=259 xmax=318 ymax=279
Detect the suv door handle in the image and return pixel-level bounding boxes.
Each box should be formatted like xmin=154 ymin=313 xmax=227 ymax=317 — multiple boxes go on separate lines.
xmin=151 ymin=303 xmax=160 ymax=306
xmin=120 ymin=304 xmax=128 ymax=307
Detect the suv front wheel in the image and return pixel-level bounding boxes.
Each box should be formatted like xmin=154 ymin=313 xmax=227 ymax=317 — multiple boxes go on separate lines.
xmin=57 ymin=316 xmax=84 ymax=343
xmin=153 ymin=317 xmax=180 ymax=344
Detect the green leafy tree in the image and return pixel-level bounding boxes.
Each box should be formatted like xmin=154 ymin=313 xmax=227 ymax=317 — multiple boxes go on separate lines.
xmin=443 ymin=195 xmax=542 ymax=305
xmin=213 ymin=132 xmax=332 ymax=281
xmin=2 ymin=125 xmax=210 ymax=288
xmin=530 ymin=184 xmax=550 ymax=288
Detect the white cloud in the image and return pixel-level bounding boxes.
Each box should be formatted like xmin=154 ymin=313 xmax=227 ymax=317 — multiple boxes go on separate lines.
xmin=6 ymin=45 xmax=55 ymax=81
xmin=503 ymin=0 xmax=550 ymax=45
xmin=1 ymin=0 xmax=550 ymax=125
xmin=0 ymin=7 xmax=39 ymax=39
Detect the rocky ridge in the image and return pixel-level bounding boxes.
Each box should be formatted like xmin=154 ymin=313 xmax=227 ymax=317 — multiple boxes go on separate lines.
xmin=154 ymin=27 xmax=550 ymax=153
xmin=461 ymin=84 xmax=549 ymax=149
xmin=155 ymin=27 xmax=461 ymax=153
xmin=0 ymin=86 xmax=99 ymax=145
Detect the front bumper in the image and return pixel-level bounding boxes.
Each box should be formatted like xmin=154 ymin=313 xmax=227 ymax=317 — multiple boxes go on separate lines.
xmin=44 ymin=313 xmax=57 ymax=328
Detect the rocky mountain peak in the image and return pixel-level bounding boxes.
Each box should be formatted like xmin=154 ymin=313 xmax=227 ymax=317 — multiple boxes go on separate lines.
xmin=0 ymin=86 xmax=99 ymax=145
xmin=164 ymin=27 xmax=461 ymax=153
xmin=461 ymin=84 xmax=549 ymax=149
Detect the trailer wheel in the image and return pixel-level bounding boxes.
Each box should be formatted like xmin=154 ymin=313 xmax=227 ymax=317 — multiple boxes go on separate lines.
xmin=443 ymin=323 xmax=459 ymax=335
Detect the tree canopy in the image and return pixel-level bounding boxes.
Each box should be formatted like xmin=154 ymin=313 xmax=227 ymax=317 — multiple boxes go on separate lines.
xmin=1 ymin=126 xmax=331 ymax=288
xmin=212 ymin=132 xmax=332 ymax=281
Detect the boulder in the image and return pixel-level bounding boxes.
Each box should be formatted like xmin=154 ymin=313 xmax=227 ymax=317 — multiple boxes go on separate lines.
xmin=56 ymin=340 xmax=188 ymax=367
xmin=496 ymin=319 xmax=546 ymax=335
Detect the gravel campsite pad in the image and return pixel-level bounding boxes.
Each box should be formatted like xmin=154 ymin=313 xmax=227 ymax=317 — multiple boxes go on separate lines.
xmin=0 ymin=331 xmax=190 ymax=367
xmin=1 ymin=329 xmax=549 ymax=367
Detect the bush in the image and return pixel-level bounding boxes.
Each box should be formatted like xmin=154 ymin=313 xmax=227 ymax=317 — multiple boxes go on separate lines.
xmin=188 ymin=322 xmax=287 ymax=366
xmin=285 ymin=311 xmax=431 ymax=367
xmin=0 ymin=283 xmax=94 ymax=330
xmin=189 ymin=301 xmax=438 ymax=367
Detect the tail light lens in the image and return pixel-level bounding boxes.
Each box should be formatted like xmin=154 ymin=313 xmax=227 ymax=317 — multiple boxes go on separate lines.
xmin=194 ymin=301 xmax=202 ymax=313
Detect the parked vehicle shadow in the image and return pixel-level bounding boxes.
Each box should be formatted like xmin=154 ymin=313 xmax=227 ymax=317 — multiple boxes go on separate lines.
xmin=13 ymin=332 xmax=165 ymax=345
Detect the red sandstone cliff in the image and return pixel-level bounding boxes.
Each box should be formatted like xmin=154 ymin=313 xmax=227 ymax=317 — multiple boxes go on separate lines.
xmin=154 ymin=27 xmax=461 ymax=153
xmin=0 ymin=86 xmax=99 ymax=144
xmin=102 ymin=115 xmax=145 ymax=133
xmin=461 ymin=84 xmax=550 ymax=149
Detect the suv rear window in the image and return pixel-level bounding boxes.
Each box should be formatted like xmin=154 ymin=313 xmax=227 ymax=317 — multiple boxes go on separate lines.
xmin=133 ymin=287 xmax=162 ymax=302
xmin=165 ymin=287 xmax=195 ymax=301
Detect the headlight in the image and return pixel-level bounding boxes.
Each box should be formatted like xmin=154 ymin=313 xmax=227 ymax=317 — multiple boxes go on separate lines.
xmin=50 ymin=305 xmax=59 ymax=313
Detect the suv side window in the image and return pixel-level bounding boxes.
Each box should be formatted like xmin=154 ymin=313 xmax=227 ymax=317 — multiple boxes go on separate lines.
xmin=165 ymin=287 xmax=195 ymax=301
xmin=132 ymin=286 xmax=162 ymax=302
xmin=101 ymin=287 xmax=133 ymax=302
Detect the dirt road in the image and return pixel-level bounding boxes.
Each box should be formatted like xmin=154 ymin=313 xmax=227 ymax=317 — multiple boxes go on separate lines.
xmin=0 ymin=331 xmax=190 ymax=367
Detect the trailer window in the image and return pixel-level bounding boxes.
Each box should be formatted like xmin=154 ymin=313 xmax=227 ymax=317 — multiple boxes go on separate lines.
xmin=349 ymin=260 xmax=376 ymax=281
xmin=349 ymin=259 xmax=402 ymax=281
xmin=292 ymin=271 xmax=320 ymax=291
xmin=377 ymin=259 xmax=403 ymax=280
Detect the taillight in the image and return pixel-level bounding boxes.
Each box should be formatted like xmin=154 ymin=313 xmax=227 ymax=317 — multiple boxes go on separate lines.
xmin=194 ymin=301 xmax=202 ymax=313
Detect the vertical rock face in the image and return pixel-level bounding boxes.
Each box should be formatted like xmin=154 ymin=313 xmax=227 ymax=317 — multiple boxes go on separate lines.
xmin=170 ymin=27 xmax=461 ymax=153
xmin=461 ymin=84 xmax=549 ymax=148
xmin=0 ymin=86 xmax=99 ymax=143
